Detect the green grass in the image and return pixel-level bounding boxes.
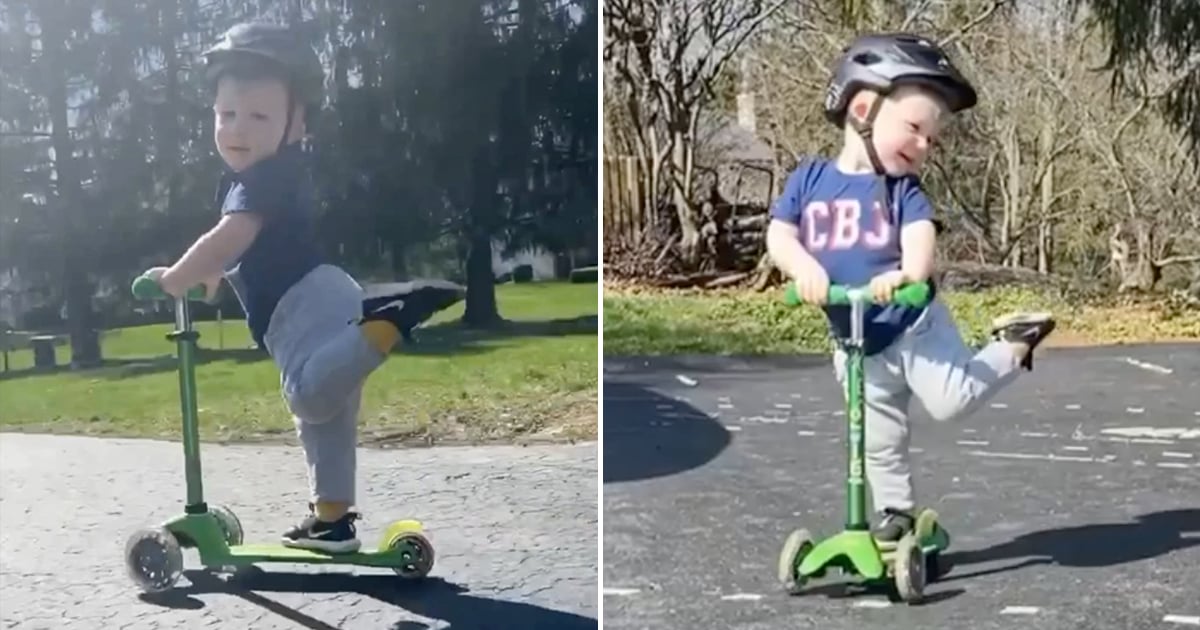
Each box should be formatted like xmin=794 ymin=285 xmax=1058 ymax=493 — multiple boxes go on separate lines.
xmin=0 ymin=281 xmax=598 ymax=445
xmin=603 ymin=284 xmax=1200 ymax=355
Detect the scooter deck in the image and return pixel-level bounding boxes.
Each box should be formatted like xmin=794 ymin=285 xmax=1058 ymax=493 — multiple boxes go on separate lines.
xmin=215 ymin=543 xmax=408 ymax=567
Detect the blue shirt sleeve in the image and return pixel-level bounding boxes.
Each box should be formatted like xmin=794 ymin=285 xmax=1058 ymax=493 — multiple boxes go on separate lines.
xmin=769 ymin=160 xmax=815 ymax=225
xmin=894 ymin=175 xmax=934 ymax=226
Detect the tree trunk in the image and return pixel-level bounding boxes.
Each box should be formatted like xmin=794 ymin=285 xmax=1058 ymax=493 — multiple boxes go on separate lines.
xmin=42 ymin=15 xmax=99 ymax=368
xmin=1037 ymin=113 xmax=1055 ymax=274
xmin=389 ymin=237 xmax=408 ymax=279
xmin=1001 ymin=123 xmax=1022 ymax=268
xmin=670 ymin=129 xmax=701 ymax=268
xmin=462 ymin=231 xmax=500 ymax=328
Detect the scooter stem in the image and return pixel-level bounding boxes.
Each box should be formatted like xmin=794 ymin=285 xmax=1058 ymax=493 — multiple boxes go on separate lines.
xmin=168 ymin=296 xmax=206 ymax=512
xmin=844 ymin=295 xmax=868 ymax=530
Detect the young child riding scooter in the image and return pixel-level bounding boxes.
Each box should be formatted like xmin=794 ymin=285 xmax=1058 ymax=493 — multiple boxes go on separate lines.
xmin=142 ymin=22 xmax=464 ymax=553
xmin=765 ymin=32 xmax=1057 ymax=546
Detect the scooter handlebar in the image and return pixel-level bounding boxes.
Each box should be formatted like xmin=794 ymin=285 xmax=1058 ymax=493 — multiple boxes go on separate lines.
xmin=131 ymin=275 xmax=206 ymax=301
xmin=784 ymin=281 xmax=931 ymax=308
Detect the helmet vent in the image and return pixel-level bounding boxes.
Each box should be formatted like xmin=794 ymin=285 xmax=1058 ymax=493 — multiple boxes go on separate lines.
xmin=852 ymin=51 xmax=882 ymax=66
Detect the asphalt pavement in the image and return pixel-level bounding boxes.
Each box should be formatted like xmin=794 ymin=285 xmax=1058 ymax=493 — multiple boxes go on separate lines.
xmin=0 ymin=434 xmax=598 ymax=629
xmin=603 ymin=344 xmax=1200 ymax=630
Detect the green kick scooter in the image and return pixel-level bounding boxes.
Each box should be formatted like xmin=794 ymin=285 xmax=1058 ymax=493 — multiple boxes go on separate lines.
xmin=123 ymin=273 xmax=435 ymax=593
xmin=775 ymin=281 xmax=949 ymax=604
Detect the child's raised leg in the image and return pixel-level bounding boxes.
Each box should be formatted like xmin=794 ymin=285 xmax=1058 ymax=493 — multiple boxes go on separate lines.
xmin=263 ymin=265 xmax=463 ymax=550
xmin=900 ymin=300 xmax=1055 ymax=423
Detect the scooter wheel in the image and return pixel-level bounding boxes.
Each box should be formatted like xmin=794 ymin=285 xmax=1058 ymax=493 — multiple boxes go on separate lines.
xmin=892 ymin=534 xmax=925 ymax=603
xmin=124 ymin=527 xmax=183 ymax=593
xmin=777 ymin=528 xmax=815 ymax=595
xmin=386 ymin=531 xmax=435 ymax=579
xmin=211 ymin=504 xmax=244 ymax=546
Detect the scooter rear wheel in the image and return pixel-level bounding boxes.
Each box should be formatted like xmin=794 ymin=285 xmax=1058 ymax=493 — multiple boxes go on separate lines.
xmin=892 ymin=534 xmax=926 ymax=603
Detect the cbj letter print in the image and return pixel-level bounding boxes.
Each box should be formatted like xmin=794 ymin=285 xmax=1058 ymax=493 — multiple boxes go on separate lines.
xmin=804 ymin=199 xmax=891 ymax=251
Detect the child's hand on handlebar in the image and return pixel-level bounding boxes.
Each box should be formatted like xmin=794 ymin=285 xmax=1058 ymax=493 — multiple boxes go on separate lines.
xmin=141 ymin=267 xmax=221 ymax=302
xmin=868 ymin=270 xmax=908 ymax=304
xmin=793 ymin=264 xmax=831 ymax=306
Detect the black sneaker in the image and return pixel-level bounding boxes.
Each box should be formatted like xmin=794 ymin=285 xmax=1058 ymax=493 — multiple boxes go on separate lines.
xmin=990 ymin=312 xmax=1056 ymax=370
xmin=872 ymin=508 xmax=915 ymax=546
xmin=361 ymin=279 xmax=466 ymax=345
xmin=281 ymin=510 xmax=362 ymax=554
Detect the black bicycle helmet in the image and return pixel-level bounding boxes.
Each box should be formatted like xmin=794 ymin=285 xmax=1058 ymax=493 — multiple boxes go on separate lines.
xmin=824 ymin=32 xmax=977 ymax=128
xmin=202 ymin=22 xmax=324 ymax=150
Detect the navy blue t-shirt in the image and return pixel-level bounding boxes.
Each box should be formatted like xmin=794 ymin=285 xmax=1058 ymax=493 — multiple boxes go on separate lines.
xmin=217 ymin=142 xmax=323 ymax=348
xmin=769 ymin=157 xmax=937 ymax=355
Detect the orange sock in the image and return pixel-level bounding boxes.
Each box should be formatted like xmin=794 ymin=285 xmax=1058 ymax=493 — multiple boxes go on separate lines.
xmin=360 ymin=320 xmax=400 ymax=354
xmin=314 ymin=501 xmax=349 ymax=522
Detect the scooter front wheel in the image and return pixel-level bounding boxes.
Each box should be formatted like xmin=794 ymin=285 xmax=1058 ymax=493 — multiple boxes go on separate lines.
xmin=124 ymin=527 xmax=183 ymax=593
xmin=777 ymin=528 xmax=815 ymax=595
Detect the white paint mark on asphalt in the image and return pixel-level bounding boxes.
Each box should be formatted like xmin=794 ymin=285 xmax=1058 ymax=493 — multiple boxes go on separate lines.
xmin=1020 ymin=431 xmax=1050 ymax=438
xmin=853 ymin=600 xmax=892 ymax=609
xmin=675 ymin=374 xmax=698 ymax=387
xmin=990 ymin=403 xmax=1009 ymax=409
xmin=718 ymin=404 xmax=734 ymax=410
xmin=967 ymin=450 xmax=1095 ymax=463
xmin=1163 ymin=615 xmax=1200 ymax=626
xmin=741 ymin=415 xmax=788 ymax=424
xmin=963 ymin=428 xmax=978 ymax=434
xmin=1123 ymin=357 xmax=1173 ymax=374
xmin=603 ymin=588 xmax=640 ymax=596
xmin=1157 ymin=462 xmax=1190 ymax=469
xmin=1127 ymin=407 xmax=1145 ymax=414
xmin=1104 ymin=427 xmax=1200 ymax=440
xmin=1163 ymin=451 xmax=1194 ymax=459
xmin=774 ymin=403 xmax=793 ymax=410
xmin=721 ymin=593 xmax=763 ymax=601
xmin=1000 ymin=606 xmax=1041 ymax=615
xmin=1062 ymin=445 xmax=1089 ymax=452
xmin=726 ymin=425 xmax=742 ymax=432
xmin=1132 ymin=438 xmax=1179 ymax=445
xmin=1133 ymin=460 xmax=1146 ymax=466
xmin=797 ymin=430 xmax=816 ymax=436
xmin=957 ymin=440 xmax=990 ymax=446
xmin=790 ymin=393 xmax=804 ymax=399
xmin=1065 ymin=403 xmax=1081 ymax=410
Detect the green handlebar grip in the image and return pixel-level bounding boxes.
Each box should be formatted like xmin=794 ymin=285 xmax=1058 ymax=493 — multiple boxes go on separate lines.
xmin=783 ymin=281 xmax=931 ymax=307
xmin=131 ymin=275 xmax=206 ymax=301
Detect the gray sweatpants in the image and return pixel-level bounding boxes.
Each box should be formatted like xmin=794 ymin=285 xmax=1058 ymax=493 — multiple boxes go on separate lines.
xmin=831 ymin=299 xmax=1021 ymax=513
xmin=262 ymin=264 xmax=386 ymax=505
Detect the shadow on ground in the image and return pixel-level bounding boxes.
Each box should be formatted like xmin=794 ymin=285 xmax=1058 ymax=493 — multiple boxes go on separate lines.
xmin=403 ymin=315 xmax=597 ymax=356
xmin=140 ymin=570 xmax=596 ymax=630
xmin=0 ymin=315 xmax=596 ymax=382
xmin=603 ymin=381 xmax=730 ymax=484
xmin=940 ymin=508 xmax=1200 ymax=581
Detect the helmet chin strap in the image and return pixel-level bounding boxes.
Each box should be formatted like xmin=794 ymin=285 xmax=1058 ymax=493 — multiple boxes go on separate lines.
xmin=848 ymin=95 xmax=887 ymax=175
xmin=279 ymin=88 xmax=296 ymax=153
xmin=848 ymin=95 xmax=896 ymax=231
